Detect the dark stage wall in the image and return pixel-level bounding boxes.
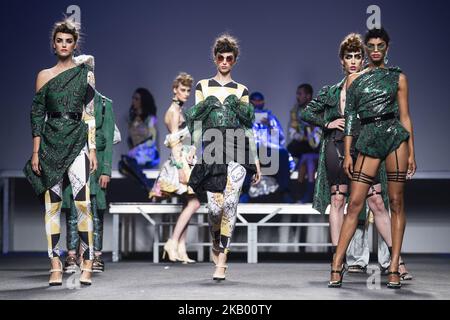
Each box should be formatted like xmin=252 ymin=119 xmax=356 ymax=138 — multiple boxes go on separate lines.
xmin=1 ymin=0 xmax=449 ymax=172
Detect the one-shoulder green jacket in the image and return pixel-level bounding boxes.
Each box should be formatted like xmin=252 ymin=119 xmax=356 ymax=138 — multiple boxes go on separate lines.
xmin=23 ymin=64 xmax=93 ymax=195
xmin=345 ymin=67 xmax=410 ymax=159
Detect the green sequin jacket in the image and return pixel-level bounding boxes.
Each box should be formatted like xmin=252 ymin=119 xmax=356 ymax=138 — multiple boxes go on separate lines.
xmin=183 ymin=94 xmax=257 ymax=193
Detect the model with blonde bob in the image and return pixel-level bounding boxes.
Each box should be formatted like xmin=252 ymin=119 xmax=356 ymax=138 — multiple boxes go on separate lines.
xmin=150 ymin=72 xmax=201 ymax=264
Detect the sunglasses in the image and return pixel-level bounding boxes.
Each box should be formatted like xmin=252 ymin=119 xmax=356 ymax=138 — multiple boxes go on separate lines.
xmin=366 ymin=42 xmax=387 ymax=52
xmin=217 ymin=54 xmax=235 ymax=63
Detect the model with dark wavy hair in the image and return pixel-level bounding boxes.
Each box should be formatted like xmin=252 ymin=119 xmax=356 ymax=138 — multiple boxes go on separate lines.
xmin=118 ymin=88 xmax=160 ymax=191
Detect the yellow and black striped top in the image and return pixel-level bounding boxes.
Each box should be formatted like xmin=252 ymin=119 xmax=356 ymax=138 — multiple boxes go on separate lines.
xmin=195 ymin=78 xmax=249 ymax=105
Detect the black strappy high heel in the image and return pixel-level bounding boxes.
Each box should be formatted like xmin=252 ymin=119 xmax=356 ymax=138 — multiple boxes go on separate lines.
xmin=387 ymin=271 xmax=402 ymax=289
xmin=328 ymin=265 xmax=347 ymax=288
xmin=386 ymin=247 xmax=402 ymax=289
xmin=399 ymin=261 xmax=412 ymax=281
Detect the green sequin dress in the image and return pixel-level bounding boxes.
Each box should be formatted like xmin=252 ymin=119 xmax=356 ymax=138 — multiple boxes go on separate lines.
xmin=23 ymin=64 xmax=92 ymax=195
xmin=345 ymin=67 xmax=410 ymax=159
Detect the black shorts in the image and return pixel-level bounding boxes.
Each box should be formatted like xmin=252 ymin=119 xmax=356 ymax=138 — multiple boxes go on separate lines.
xmin=325 ymin=130 xmax=379 ymax=188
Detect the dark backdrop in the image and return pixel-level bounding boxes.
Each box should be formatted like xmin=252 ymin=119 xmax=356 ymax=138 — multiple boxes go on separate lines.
xmin=1 ymin=0 xmax=449 ymax=172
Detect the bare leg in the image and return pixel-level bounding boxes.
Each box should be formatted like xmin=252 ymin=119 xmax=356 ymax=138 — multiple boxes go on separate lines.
xmin=330 ymin=154 xmax=381 ymax=284
xmin=163 ymin=196 xmax=200 ymax=262
xmin=177 ymin=196 xmax=201 ymax=263
xmin=329 ymin=184 xmax=348 ymax=246
xmin=366 ymin=184 xmax=392 ymax=245
xmin=384 ymin=141 xmax=409 ymax=286
xmin=179 ymin=224 xmax=189 ymax=246
xmin=171 ymin=196 xmax=200 ymax=242
xmin=366 ymin=183 xmax=411 ymax=278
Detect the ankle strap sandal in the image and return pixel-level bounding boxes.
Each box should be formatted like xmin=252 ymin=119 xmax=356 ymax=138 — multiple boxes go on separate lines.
xmin=387 ymin=271 xmax=401 ymax=289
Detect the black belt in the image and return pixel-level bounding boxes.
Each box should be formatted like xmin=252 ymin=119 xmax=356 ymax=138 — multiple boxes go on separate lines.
xmin=47 ymin=112 xmax=82 ymax=121
xmin=360 ymin=112 xmax=396 ymax=125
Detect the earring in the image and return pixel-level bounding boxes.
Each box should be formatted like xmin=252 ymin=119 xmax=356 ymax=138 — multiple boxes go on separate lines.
xmin=384 ymin=53 xmax=389 ymax=65
xmin=363 ymin=57 xmax=369 ymax=68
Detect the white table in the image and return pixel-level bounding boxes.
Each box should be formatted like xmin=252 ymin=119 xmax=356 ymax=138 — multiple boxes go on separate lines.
xmin=2 ymin=169 xmax=450 ymax=254
xmin=109 ymin=202 xmax=326 ymax=263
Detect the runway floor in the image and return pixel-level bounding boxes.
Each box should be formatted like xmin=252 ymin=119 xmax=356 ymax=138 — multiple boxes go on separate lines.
xmin=0 ymin=254 xmax=449 ymax=300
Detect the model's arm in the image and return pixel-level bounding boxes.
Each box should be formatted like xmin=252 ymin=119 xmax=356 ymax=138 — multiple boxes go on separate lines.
xmin=300 ymin=86 xmax=329 ymax=127
xmin=343 ymin=74 xmax=358 ymax=179
xmin=30 ymin=71 xmax=48 ymax=176
xmin=240 ymin=86 xmax=257 ymax=160
xmin=184 ymin=81 xmax=205 ymax=145
xmin=83 ymin=69 xmax=98 ymax=173
xmin=303 ymin=85 xmax=346 ymax=133
xmin=288 ymin=107 xmax=300 ymax=141
xmin=84 ymin=70 xmax=96 ymax=150
xmin=398 ymin=73 xmax=416 ymax=178
xmin=240 ymin=86 xmax=261 ymax=184
xmin=166 ymin=109 xmax=189 ymax=183
xmin=166 ymin=109 xmax=184 ymax=161
xmin=146 ymin=116 xmax=157 ymax=143
xmin=99 ymin=100 xmax=115 ymax=189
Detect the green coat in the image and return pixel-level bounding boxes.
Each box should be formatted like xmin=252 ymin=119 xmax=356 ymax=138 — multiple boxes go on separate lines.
xmin=62 ymin=91 xmax=115 ymax=210
xmin=301 ymin=78 xmax=389 ymax=216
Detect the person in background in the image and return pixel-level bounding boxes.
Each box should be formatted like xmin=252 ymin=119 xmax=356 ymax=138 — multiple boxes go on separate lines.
xmin=287 ymin=84 xmax=321 ymax=203
xmin=119 ymin=88 xmax=159 ymax=192
xmin=149 ymin=72 xmax=200 ymax=264
xmin=62 ymin=55 xmax=118 ymax=274
xmin=248 ymin=91 xmax=294 ymax=202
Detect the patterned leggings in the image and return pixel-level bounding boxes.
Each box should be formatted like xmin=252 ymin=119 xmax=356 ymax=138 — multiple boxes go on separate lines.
xmin=66 ymin=196 xmax=104 ymax=253
xmin=207 ymin=161 xmax=247 ymax=254
xmin=44 ymin=146 xmax=94 ymax=260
